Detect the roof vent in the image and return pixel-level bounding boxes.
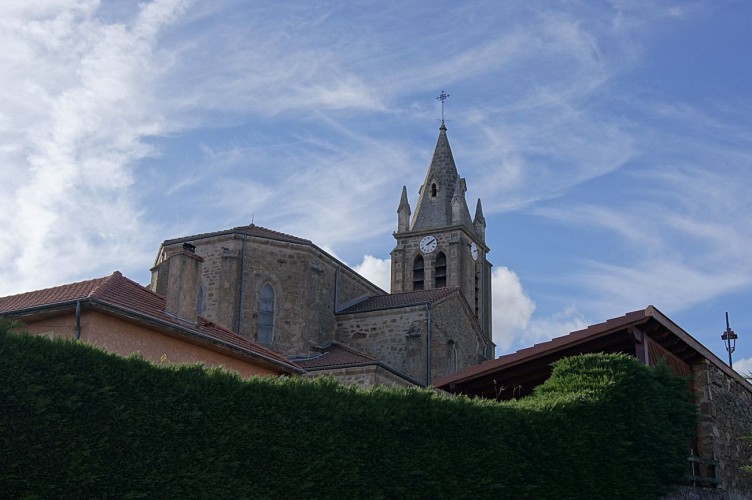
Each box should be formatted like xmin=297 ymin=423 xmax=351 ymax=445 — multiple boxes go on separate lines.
xmin=183 ymin=243 xmax=196 ymax=253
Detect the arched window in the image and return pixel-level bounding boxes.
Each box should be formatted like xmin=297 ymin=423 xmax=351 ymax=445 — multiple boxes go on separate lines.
xmin=435 ymin=252 xmax=447 ymax=288
xmin=413 ymin=255 xmax=425 ymax=291
xmin=431 ymin=183 xmax=437 ymax=197
xmin=258 ymin=284 xmax=275 ymax=343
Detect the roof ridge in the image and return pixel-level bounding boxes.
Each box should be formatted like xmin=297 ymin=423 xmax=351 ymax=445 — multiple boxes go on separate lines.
xmin=0 ymin=274 xmax=110 ymax=302
xmin=162 ymin=223 xmax=311 ymax=247
xmin=88 ymin=271 xmax=125 ymax=300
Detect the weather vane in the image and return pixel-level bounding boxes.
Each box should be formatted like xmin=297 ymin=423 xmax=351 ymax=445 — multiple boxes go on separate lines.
xmin=436 ymin=90 xmax=450 ymax=125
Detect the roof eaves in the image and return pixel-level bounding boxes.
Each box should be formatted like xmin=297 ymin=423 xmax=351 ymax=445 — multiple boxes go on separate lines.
xmin=646 ymin=305 xmax=752 ymax=392
xmin=434 ymin=308 xmax=650 ymax=387
xmin=1 ymin=299 xmax=84 ymax=318
xmin=87 ymin=299 xmax=304 ymax=374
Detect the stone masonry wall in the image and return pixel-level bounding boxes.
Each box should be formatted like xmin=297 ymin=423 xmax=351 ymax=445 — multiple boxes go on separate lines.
xmin=335 ymin=295 xmax=487 ymax=385
xmin=335 ymin=306 xmax=428 ymax=384
xmin=304 ymin=365 xmax=417 ymax=388
xmin=429 ymin=295 xmax=487 ymax=379
xmin=162 ymin=232 xmax=383 ymax=358
xmin=692 ymin=360 xmax=752 ymax=497
xmin=390 ymin=226 xmax=490 ymax=343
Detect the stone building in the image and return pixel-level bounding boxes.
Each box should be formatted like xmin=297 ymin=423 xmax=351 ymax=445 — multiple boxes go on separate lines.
xmin=435 ymin=306 xmax=752 ymax=499
xmin=150 ymin=124 xmax=494 ymax=386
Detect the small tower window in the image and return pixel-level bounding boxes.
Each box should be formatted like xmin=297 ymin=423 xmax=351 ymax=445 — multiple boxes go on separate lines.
xmin=435 ymin=252 xmax=447 ymax=289
xmin=413 ymin=255 xmax=425 ymax=291
xmin=258 ymin=283 xmax=275 ymax=343
xmin=431 ymin=183 xmax=437 ymax=197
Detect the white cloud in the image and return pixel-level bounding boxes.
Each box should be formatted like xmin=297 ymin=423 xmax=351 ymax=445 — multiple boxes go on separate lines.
xmin=492 ymin=267 xmax=589 ymax=355
xmin=525 ymin=307 xmax=588 ymax=348
xmin=0 ymin=1 xmax=190 ymax=295
xmin=353 ymin=256 xmax=391 ymax=291
xmin=491 ymin=266 xmax=536 ymax=352
xmin=732 ymin=357 xmax=752 ymax=379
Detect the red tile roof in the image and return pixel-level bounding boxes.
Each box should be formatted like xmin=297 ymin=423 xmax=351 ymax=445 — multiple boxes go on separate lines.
xmin=337 ymin=287 xmax=459 ymax=314
xmin=0 ymin=272 xmax=302 ymax=374
xmin=433 ymin=309 xmax=649 ymax=389
xmin=433 ymin=306 xmax=751 ymax=392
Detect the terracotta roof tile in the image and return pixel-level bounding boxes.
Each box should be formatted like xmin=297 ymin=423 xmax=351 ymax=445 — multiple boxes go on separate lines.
xmin=337 ymin=287 xmax=459 ymax=314
xmin=0 ymin=276 xmax=111 ymax=311
xmin=0 ymin=272 xmax=302 ymax=374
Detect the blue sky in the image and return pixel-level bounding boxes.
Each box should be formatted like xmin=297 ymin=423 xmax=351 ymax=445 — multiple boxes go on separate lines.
xmin=1 ymin=1 xmax=750 ymax=370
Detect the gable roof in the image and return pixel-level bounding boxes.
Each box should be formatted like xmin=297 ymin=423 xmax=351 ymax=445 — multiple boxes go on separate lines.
xmin=291 ymin=341 xmax=423 ymax=386
xmin=163 ymin=223 xmax=311 ymax=247
xmin=0 ymin=272 xmax=303 ymax=375
xmin=336 ymin=287 xmax=459 ymax=314
xmin=292 ymin=341 xmax=378 ymax=370
xmin=434 ymin=305 xmax=751 ymax=398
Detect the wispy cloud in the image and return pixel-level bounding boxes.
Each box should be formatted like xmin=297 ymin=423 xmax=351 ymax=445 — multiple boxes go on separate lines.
xmin=0 ymin=0 xmax=191 ymax=294
xmin=1 ymin=1 xmax=749 ymax=366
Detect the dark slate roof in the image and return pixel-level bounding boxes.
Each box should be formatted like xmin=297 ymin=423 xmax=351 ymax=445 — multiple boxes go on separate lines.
xmin=163 ymin=224 xmax=311 ymax=247
xmin=291 ymin=341 xmax=423 ymax=386
xmin=0 ymin=272 xmax=302 ymax=374
xmin=337 ymin=287 xmax=459 ymax=314
xmin=292 ymin=342 xmax=377 ymax=370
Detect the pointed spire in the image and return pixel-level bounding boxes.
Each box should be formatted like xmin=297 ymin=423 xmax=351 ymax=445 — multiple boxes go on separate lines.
xmin=397 ymin=186 xmax=411 ymax=232
xmin=474 ymin=198 xmax=485 ymax=224
xmin=473 ymin=198 xmax=486 ymax=242
xmin=398 ymin=185 xmax=410 ymax=212
xmin=410 ymin=124 xmax=466 ymax=231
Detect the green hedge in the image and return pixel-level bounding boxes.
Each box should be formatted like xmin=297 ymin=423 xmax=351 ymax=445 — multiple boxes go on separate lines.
xmin=0 ymin=329 xmax=694 ymax=499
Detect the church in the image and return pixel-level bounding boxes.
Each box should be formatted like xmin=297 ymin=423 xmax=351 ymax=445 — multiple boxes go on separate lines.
xmin=150 ymin=121 xmax=494 ymax=387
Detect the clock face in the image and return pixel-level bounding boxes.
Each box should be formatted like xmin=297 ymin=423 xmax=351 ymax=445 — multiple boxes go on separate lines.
xmin=470 ymin=241 xmax=478 ymax=261
xmin=419 ymin=235 xmax=437 ymax=253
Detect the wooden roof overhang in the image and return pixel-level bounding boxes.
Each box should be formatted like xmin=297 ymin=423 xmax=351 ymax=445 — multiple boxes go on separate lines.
xmin=435 ymin=306 xmax=745 ymax=400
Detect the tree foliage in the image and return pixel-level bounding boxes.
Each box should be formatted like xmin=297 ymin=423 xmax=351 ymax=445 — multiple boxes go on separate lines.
xmin=0 ymin=333 xmax=695 ymax=499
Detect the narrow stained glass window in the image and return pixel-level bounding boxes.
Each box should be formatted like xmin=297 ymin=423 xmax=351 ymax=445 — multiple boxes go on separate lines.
xmin=258 ymin=284 xmax=275 ymax=343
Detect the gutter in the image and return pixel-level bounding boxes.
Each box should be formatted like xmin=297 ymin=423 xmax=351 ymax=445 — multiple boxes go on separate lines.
xmin=426 ymin=303 xmax=432 ymax=386
xmin=237 ymin=233 xmax=248 ymax=334
xmin=75 ymin=300 xmax=81 ymax=339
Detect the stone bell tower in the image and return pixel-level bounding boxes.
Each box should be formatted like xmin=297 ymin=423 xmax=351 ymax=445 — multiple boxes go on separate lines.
xmin=390 ymin=120 xmax=492 ymax=339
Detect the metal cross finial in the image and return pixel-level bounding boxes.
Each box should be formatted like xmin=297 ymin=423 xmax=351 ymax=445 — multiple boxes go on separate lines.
xmin=436 ymin=90 xmax=450 ymax=125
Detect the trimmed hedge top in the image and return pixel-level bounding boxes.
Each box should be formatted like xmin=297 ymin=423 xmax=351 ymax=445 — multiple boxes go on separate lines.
xmin=0 ymin=328 xmax=694 ymax=499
